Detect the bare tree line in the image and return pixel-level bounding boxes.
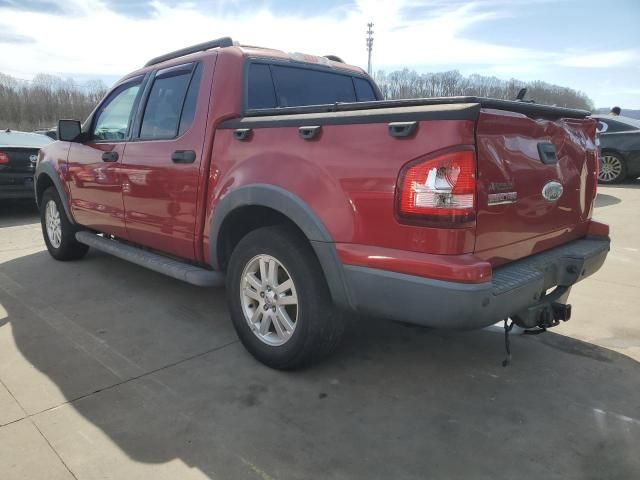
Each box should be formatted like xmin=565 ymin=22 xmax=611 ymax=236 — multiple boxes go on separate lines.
xmin=374 ymin=69 xmax=594 ymax=110
xmin=1 ymin=68 xmax=594 ymax=132
xmin=0 ymin=73 xmax=107 ymax=131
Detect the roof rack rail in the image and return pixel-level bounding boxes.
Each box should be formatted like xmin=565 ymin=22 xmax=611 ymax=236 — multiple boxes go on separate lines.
xmin=144 ymin=37 xmax=234 ymax=67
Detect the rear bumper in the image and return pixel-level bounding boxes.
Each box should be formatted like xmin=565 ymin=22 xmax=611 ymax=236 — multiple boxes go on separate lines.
xmin=342 ymin=236 xmax=610 ymax=329
xmin=1 ymin=172 xmax=35 ymax=199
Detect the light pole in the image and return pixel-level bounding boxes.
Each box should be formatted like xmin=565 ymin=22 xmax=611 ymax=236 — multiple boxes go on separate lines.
xmin=366 ymin=22 xmax=374 ymax=75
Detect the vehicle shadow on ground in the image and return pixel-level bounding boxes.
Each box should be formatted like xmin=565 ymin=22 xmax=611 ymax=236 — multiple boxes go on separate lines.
xmin=1 ymin=250 xmax=639 ymax=479
xmin=0 ymin=199 xmax=39 ymax=228
xmin=595 ymin=193 xmax=621 ymax=208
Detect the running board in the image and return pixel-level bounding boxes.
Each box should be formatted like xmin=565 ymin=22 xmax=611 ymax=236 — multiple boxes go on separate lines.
xmin=75 ymin=231 xmax=224 ymax=287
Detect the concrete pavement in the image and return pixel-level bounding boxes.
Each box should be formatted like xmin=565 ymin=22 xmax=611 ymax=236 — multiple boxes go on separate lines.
xmin=0 ymin=183 xmax=639 ymax=480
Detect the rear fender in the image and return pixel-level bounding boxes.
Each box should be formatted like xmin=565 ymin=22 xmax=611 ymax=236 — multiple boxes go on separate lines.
xmin=209 ymin=184 xmax=354 ymax=310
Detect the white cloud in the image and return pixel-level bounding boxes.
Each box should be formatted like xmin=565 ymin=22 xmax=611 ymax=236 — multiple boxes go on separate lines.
xmin=0 ymin=0 xmax=548 ymax=80
xmin=0 ymin=0 xmax=638 ymax=109
xmin=557 ymin=49 xmax=640 ymax=68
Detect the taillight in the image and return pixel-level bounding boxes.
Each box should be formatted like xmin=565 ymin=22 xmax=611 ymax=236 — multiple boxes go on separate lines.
xmin=0 ymin=152 xmax=9 ymax=165
xmin=396 ymin=149 xmax=476 ymax=226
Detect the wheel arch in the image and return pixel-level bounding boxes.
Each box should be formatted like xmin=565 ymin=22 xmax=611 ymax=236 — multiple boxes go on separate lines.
xmin=210 ymin=184 xmax=354 ymax=310
xmin=600 ymin=147 xmax=626 ymax=159
xmin=35 ymin=163 xmax=75 ymax=224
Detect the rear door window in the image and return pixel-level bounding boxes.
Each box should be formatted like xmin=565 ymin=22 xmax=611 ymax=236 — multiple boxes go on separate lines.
xmin=178 ymin=63 xmax=203 ymax=136
xmin=140 ymin=63 xmax=197 ymax=140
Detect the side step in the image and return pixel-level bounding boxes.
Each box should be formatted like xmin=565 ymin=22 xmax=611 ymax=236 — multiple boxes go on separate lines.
xmin=75 ymin=231 xmax=225 ymax=287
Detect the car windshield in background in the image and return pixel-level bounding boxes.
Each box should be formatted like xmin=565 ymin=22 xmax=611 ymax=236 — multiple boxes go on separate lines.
xmin=247 ymin=62 xmax=378 ymax=110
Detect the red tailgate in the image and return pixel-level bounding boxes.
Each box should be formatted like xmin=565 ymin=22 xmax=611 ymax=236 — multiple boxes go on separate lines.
xmin=474 ymin=108 xmax=599 ymax=265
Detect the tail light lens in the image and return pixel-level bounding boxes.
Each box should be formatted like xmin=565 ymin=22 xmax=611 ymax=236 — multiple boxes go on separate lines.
xmin=0 ymin=152 xmax=9 ymax=165
xmin=396 ymin=149 xmax=476 ymax=226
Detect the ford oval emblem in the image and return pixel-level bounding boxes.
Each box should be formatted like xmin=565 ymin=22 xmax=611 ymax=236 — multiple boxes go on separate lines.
xmin=542 ymin=181 xmax=563 ymax=201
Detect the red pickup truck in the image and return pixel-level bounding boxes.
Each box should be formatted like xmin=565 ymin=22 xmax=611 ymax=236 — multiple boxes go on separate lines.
xmin=35 ymin=37 xmax=610 ymax=368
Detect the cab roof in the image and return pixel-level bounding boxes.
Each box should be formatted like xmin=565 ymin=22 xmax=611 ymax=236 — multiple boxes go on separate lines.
xmin=236 ymin=45 xmax=364 ymax=75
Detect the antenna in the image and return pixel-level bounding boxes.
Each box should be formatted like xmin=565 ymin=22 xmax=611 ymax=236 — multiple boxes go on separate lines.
xmin=366 ymin=22 xmax=374 ymax=75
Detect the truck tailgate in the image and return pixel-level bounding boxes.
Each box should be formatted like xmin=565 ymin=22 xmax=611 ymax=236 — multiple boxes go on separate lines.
xmin=474 ymin=109 xmax=599 ymax=265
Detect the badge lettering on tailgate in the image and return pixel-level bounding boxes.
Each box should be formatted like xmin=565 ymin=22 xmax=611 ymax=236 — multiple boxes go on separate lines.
xmin=488 ymin=191 xmax=517 ymax=206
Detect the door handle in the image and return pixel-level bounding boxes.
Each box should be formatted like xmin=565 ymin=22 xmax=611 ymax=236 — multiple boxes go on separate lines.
xmin=388 ymin=121 xmax=417 ymax=138
xmin=101 ymin=151 xmax=119 ymax=162
xmin=171 ymin=150 xmax=196 ymax=163
xmin=233 ymin=128 xmax=252 ymax=141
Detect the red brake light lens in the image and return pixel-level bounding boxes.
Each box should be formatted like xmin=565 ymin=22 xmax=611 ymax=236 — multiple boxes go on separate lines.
xmin=0 ymin=152 xmax=9 ymax=165
xmin=396 ymin=149 xmax=476 ymax=226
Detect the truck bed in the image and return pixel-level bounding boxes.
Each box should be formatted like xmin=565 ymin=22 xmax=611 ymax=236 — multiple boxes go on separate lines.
xmin=216 ymin=95 xmax=598 ymax=268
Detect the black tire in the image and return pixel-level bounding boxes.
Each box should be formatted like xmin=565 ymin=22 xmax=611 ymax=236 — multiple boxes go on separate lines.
xmin=40 ymin=187 xmax=89 ymax=261
xmin=226 ymin=225 xmax=345 ymax=369
xmin=598 ymin=152 xmax=627 ymax=184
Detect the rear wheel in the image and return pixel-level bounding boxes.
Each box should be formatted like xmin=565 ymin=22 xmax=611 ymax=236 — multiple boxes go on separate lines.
xmin=226 ymin=225 xmax=345 ymax=369
xmin=599 ymin=153 xmax=627 ymax=184
xmin=40 ymin=187 xmax=89 ymax=261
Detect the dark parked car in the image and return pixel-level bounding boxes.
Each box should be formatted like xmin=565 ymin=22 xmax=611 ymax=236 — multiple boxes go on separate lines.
xmin=592 ymin=115 xmax=640 ymax=183
xmin=0 ymin=130 xmax=53 ymax=199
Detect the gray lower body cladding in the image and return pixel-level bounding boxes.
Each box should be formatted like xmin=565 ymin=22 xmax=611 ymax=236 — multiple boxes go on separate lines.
xmin=75 ymin=231 xmax=225 ymax=287
xmin=342 ymin=237 xmax=610 ymax=329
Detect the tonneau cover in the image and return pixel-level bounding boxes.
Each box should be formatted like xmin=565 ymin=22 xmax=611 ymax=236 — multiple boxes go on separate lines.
xmin=245 ymin=96 xmax=590 ymax=120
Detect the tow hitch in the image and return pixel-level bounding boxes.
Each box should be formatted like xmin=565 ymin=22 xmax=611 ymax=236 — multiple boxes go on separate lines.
xmin=513 ymin=286 xmax=573 ymax=330
xmin=551 ymin=302 xmax=572 ymax=324
xmin=502 ymin=288 xmax=573 ymax=366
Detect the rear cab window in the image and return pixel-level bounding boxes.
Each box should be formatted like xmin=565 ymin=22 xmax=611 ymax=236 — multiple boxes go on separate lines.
xmin=246 ymin=61 xmax=379 ymax=110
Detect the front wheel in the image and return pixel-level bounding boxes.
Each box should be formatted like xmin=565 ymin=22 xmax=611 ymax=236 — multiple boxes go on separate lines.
xmin=40 ymin=187 xmax=89 ymax=261
xmin=226 ymin=225 xmax=345 ymax=369
xmin=599 ymin=153 xmax=627 ymax=184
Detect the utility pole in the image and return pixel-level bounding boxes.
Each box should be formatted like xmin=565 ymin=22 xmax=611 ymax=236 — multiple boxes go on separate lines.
xmin=366 ymin=22 xmax=374 ymax=75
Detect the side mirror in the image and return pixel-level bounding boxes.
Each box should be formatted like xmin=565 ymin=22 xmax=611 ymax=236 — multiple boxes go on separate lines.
xmin=58 ymin=119 xmax=82 ymax=142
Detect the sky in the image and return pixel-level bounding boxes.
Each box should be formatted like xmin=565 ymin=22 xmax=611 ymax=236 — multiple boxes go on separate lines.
xmin=0 ymin=0 xmax=639 ymax=108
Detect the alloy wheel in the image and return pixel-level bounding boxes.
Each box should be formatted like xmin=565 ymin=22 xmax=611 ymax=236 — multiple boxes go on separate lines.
xmin=240 ymin=254 xmax=299 ymax=346
xmin=599 ymin=155 xmax=623 ymax=182
xmin=45 ymin=200 xmax=62 ymax=248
